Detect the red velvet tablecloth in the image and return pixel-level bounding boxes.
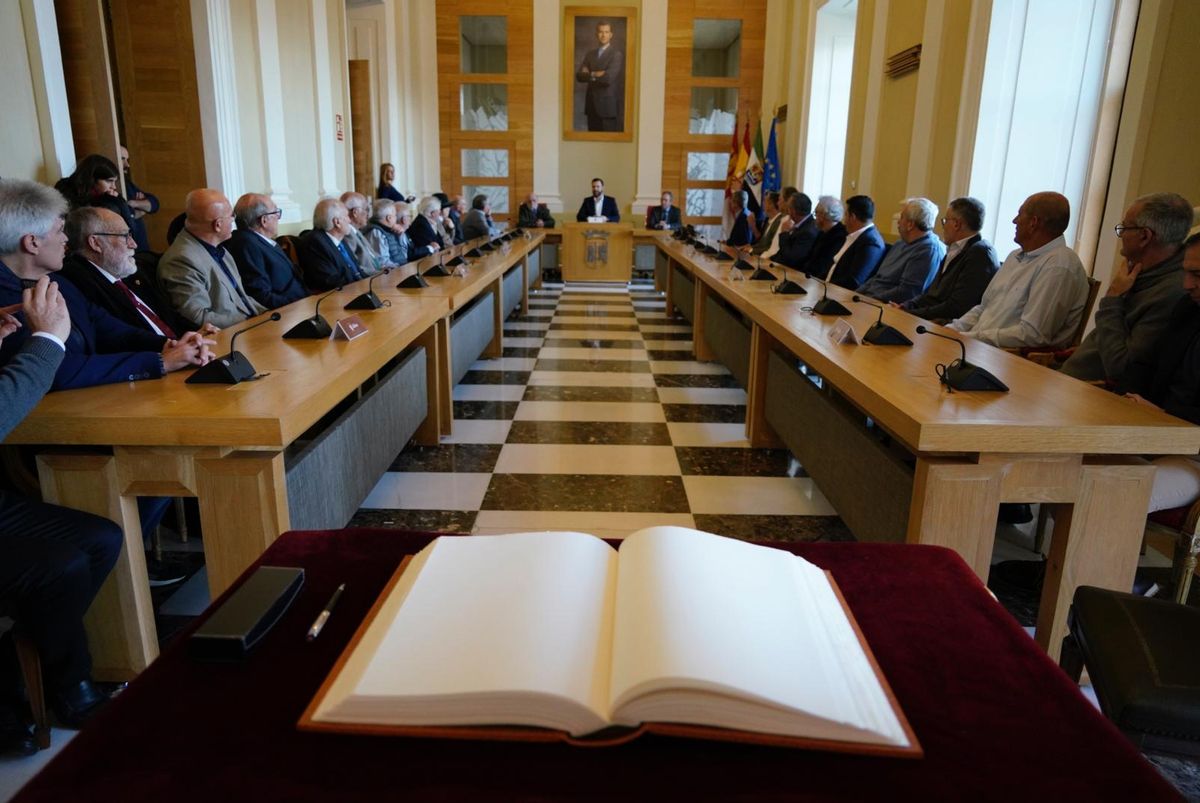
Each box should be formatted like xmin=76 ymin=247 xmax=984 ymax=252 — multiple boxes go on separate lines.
xmin=14 ymin=530 xmax=1181 ymax=802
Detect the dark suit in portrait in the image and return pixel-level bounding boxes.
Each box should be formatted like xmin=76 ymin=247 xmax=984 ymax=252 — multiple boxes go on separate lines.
xmin=646 ymin=205 xmax=681 ymax=231
xmin=771 ymin=215 xmax=819 ymax=269
xmin=226 ymin=229 xmax=310 ymax=310
xmin=576 ymin=195 xmax=620 ymax=223
xmin=828 ymin=225 xmax=887 ymax=290
xmin=576 ymin=40 xmax=623 ymax=131
xmin=903 ymin=234 xmax=999 ymax=323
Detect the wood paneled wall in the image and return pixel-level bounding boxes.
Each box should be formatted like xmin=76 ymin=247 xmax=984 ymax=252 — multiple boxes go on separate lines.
xmin=54 ymin=0 xmax=119 ymax=171
xmin=106 ymin=0 xmax=207 ymax=252
xmin=661 ymin=0 xmax=767 ymax=230
xmin=348 ymin=59 xmax=374 ymax=197
xmin=435 ymin=2 xmax=533 ymax=222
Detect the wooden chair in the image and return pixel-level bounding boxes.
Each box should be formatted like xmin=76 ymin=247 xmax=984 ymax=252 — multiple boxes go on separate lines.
xmin=1146 ymin=501 xmax=1200 ymax=603
xmin=1018 ymin=276 xmax=1103 ymax=367
xmin=0 ymin=604 xmax=51 ymax=749
xmin=276 ymin=234 xmax=302 ymax=268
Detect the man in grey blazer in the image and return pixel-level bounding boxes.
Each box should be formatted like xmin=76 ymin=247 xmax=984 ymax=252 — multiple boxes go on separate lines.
xmin=159 ymin=189 xmax=267 ymax=329
xmin=461 ymin=194 xmax=500 ymax=241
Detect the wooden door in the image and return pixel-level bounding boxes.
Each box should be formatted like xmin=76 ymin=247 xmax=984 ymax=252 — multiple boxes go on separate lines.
xmin=348 ymin=59 xmax=374 ymax=198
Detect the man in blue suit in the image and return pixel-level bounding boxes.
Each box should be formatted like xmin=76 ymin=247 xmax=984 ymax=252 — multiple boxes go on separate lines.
xmin=227 ymin=193 xmax=309 ymax=309
xmin=827 ymin=195 xmax=887 ymax=290
xmin=0 ymin=180 xmax=213 ymax=391
xmin=576 ymin=177 xmax=620 ymax=222
xmin=646 ymin=191 xmax=682 ymax=231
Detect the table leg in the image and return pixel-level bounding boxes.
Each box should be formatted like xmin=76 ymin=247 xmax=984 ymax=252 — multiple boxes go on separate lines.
xmin=35 ymin=453 xmax=158 ymax=680
xmin=693 ymin=280 xmax=714 ymax=361
xmin=519 ymin=255 xmax=529 ymax=315
xmin=194 ymin=451 xmax=289 ymax=598
xmin=746 ymin=324 xmax=783 ymax=448
xmin=483 ymin=279 xmax=503 ymax=359
xmin=907 ymin=457 xmax=1002 ymax=580
xmin=665 ymin=258 xmax=676 ymax=319
xmin=415 ymin=319 xmax=445 ymax=445
xmin=436 ymin=317 xmax=453 ymax=436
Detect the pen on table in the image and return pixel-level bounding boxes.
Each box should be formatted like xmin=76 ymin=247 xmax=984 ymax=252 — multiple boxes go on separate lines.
xmin=306 ymin=583 xmax=345 ymax=641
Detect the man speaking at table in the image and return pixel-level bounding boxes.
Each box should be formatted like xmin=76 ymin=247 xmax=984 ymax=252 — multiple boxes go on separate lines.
xmin=576 ymin=177 xmax=620 ymax=223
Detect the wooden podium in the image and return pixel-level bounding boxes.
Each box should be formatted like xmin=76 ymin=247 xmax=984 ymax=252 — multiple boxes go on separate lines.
xmin=562 ymin=221 xmax=633 ymax=282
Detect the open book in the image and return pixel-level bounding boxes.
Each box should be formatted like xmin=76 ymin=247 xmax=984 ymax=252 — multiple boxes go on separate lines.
xmin=300 ymin=527 xmax=920 ymax=756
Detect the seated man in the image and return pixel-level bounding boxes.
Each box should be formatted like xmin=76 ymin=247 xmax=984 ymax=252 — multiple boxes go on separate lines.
xmin=947 ymin=192 xmax=1088 ymax=349
xmin=518 ymin=193 xmax=556 ymax=229
xmin=1118 ymin=233 xmax=1200 ymax=513
xmin=363 ymin=200 xmax=409 ymax=267
xmin=646 ymin=191 xmax=681 ymax=231
xmin=828 ymin=195 xmax=886 ymax=290
xmin=576 ymin=177 xmax=620 ymax=222
xmin=159 ymin=189 xmax=267 ymax=329
xmin=0 ymin=180 xmax=212 ymax=390
xmin=769 ymin=192 xmax=818 ymax=269
xmin=461 ymin=194 xmax=500 ymax=241
xmin=1062 ymin=192 xmax=1193 ymax=382
xmin=339 ymin=192 xmax=383 ymax=276
xmin=59 ymin=207 xmax=191 ymax=337
xmin=407 ymin=196 xmax=447 ymax=260
xmin=725 ymin=190 xmax=757 ymax=248
xmin=805 ymin=196 xmax=848 ymax=278
xmin=750 ymin=191 xmax=786 ymax=256
xmin=299 ymin=199 xmax=368 ymax=290
xmin=226 ymin=193 xmax=309 ymax=310
xmin=856 ymin=198 xmax=945 ymax=304
xmin=899 ymin=196 xmax=998 ymax=323
xmin=0 ymin=276 xmax=124 ymax=749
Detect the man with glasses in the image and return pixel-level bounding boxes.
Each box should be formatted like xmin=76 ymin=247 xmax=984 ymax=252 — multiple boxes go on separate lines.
xmin=159 ymin=188 xmax=267 ymax=329
xmin=227 ymin=193 xmax=308 ymax=310
xmin=60 ymin=207 xmax=190 ymax=336
xmin=1061 ymin=193 xmax=1194 ymax=382
xmin=896 ymin=197 xmax=998 ymax=323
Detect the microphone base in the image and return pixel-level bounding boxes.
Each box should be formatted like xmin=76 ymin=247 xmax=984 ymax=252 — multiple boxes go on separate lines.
xmin=944 ymin=360 xmax=1009 ymax=392
xmin=424 ymin=265 xmax=452 ymax=277
xmin=282 ymin=315 xmax=333 ymax=339
xmin=773 ymin=279 xmax=807 ymax=295
xmin=185 ymin=351 xmax=258 ymax=384
xmin=397 ymin=273 xmax=429 ymax=289
xmin=465 ymin=248 xmax=483 ymax=258
xmin=446 ymin=256 xmax=466 ymax=267
xmin=733 ymin=259 xmax=754 ymax=270
xmin=863 ymin=322 xmax=913 ymax=346
xmin=479 ymin=243 xmax=495 ymax=252
xmin=749 ymin=268 xmax=777 ymax=281
xmin=812 ymin=297 xmax=852 ymax=316
xmin=714 ymin=251 xmax=734 ymax=261
xmin=345 ymin=291 xmax=385 ymax=310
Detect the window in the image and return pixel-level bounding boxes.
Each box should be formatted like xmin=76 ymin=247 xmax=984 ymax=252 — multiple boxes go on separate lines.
xmin=460 ymin=16 xmax=507 ymax=74
xmin=802 ymin=1 xmax=856 ymax=198
xmin=692 ymin=19 xmax=741 ymax=77
xmin=689 ymin=87 xmax=738 ymax=135
xmin=462 ymin=184 xmax=509 ymax=213
xmin=460 ymin=84 xmax=508 ymax=131
xmin=461 ymin=149 xmax=509 ymax=178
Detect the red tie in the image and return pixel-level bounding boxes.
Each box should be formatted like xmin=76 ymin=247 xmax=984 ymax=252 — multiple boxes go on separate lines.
xmin=115 ymin=279 xmax=176 ymax=338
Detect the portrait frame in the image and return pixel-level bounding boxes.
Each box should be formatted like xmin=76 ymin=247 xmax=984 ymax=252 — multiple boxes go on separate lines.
xmin=562 ymin=6 xmax=638 ymax=142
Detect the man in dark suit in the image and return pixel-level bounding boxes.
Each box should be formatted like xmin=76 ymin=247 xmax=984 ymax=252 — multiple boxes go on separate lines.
xmin=299 ymin=198 xmax=367 ymax=291
xmin=770 ymin=192 xmax=818 ymax=269
xmin=227 ymin=193 xmax=309 ymax=310
xmin=899 ymin=196 xmax=998 ymax=323
xmin=0 ymin=180 xmax=213 ymax=391
xmin=60 ymin=207 xmax=192 ymax=338
xmin=803 ymin=196 xmax=849 ymax=278
xmin=518 ymin=193 xmax=556 ymax=229
xmin=575 ymin=20 xmax=623 ymax=132
xmin=646 ymin=191 xmax=682 ymax=231
xmin=0 ymin=275 xmax=124 ymax=746
xmin=576 ymin=178 xmax=620 ymax=222
xmin=726 ymin=190 xmax=756 ymax=248
xmin=407 ymin=196 xmax=447 ymax=260
xmin=827 ymin=195 xmax=887 ymax=290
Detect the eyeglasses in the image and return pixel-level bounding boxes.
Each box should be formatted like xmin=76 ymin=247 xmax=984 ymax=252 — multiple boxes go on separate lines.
xmin=1113 ymin=224 xmax=1147 ymax=237
xmin=261 ymin=209 xmax=283 ymax=219
xmin=93 ymin=231 xmax=135 ymax=241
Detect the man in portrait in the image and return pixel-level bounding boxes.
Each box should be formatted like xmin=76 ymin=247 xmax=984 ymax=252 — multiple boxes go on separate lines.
xmin=575 ymin=19 xmax=624 ymax=132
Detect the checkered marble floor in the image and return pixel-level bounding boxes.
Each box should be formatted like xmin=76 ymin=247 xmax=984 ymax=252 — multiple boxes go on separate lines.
xmin=351 ymin=278 xmax=852 ymax=542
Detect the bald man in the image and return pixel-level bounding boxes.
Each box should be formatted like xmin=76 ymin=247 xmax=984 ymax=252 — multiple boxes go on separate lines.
xmin=159 ymin=188 xmax=267 ymax=329
xmin=947 ymin=191 xmax=1088 ymax=349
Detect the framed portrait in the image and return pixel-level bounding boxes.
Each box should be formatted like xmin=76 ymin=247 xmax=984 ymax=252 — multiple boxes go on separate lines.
xmin=562 ymin=6 xmax=638 ymax=142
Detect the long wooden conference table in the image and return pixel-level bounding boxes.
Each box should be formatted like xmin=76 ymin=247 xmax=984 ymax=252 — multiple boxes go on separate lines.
xmin=3 ymin=232 xmax=543 ymax=679
xmin=650 ymin=232 xmax=1200 ymax=660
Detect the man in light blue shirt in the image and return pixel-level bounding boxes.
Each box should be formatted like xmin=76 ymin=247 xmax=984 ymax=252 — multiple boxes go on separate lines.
xmin=856 ymin=198 xmax=946 ymax=304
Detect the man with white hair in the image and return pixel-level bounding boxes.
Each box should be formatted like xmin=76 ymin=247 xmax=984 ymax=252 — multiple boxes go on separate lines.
xmin=226 ymin=193 xmax=309 ymax=310
xmin=299 ymin=198 xmax=367 ymax=290
xmin=948 ymin=191 xmax=1088 ymax=349
xmin=363 ymin=199 xmax=409 ymax=267
xmin=339 ymin=191 xmax=382 ymax=276
xmin=408 ymin=196 xmax=447 ymax=257
xmin=159 ymin=188 xmax=268 ymax=328
xmin=805 ymin=196 xmax=848 ymax=278
xmin=856 ymin=198 xmax=946 ymax=305
xmin=60 ymin=206 xmax=190 ymax=337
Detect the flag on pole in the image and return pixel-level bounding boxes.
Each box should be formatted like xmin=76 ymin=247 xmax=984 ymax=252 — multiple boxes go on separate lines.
xmin=722 ymin=113 xmax=740 ymax=238
xmin=763 ymin=117 xmax=782 ymax=194
xmin=745 ymin=119 xmax=766 ymax=207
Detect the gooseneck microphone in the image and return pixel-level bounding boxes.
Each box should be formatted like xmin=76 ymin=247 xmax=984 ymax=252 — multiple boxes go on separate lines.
xmin=187 ymin=312 xmax=282 ymax=385
xmin=852 ymin=295 xmax=913 ymax=346
xmin=346 ymin=269 xmax=392 ymax=310
xmin=425 ymin=250 xmax=452 ymax=277
xmin=772 ymin=266 xmax=806 ymax=295
xmin=283 ymin=288 xmax=340 ymax=339
xmin=914 ymin=325 xmax=1009 ymax=392
xmin=805 ymin=273 xmax=852 ymax=315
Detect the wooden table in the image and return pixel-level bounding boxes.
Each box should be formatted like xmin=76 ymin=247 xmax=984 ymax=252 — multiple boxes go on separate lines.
xmin=2 ymin=234 xmax=544 ymax=679
xmin=654 ymin=235 xmax=1200 ymax=659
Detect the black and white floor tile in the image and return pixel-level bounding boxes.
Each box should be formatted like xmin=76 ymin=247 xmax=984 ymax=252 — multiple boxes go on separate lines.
xmin=352 ymin=278 xmax=850 ymax=543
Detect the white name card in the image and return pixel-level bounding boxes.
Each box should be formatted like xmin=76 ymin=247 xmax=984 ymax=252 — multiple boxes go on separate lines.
xmin=586 ymin=215 xmax=608 ymax=224
xmin=827 ymin=319 xmax=861 ymax=346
